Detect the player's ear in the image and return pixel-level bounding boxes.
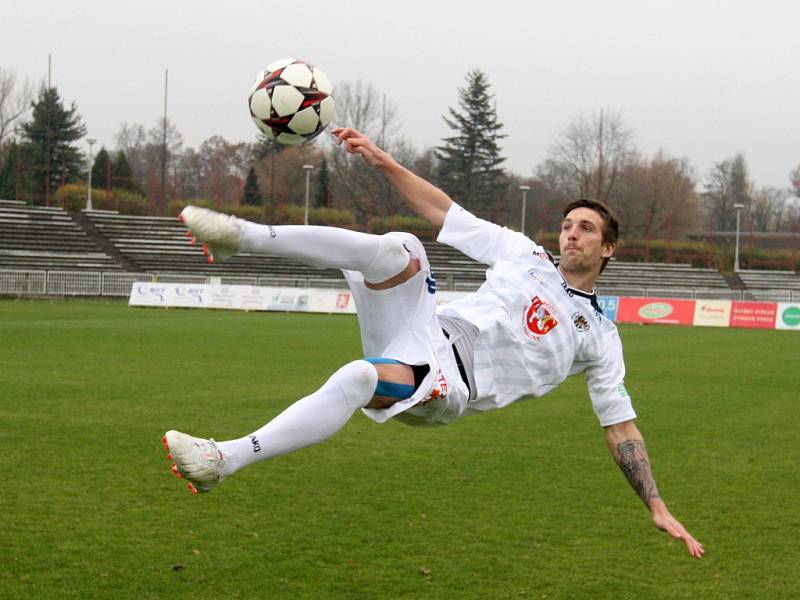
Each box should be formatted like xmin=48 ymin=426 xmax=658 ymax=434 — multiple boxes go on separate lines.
xmin=602 ymin=242 xmax=616 ymax=258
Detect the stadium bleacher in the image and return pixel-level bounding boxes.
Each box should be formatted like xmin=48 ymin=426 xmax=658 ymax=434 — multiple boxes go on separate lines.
xmin=735 ymin=269 xmax=800 ymax=301
xmin=82 ymin=211 xmax=344 ymax=284
xmin=596 ymin=261 xmax=734 ymax=298
xmin=1 ymin=200 xmax=797 ymax=301
xmin=736 ymin=269 xmax=800 ymax=291
xmin=0 ymin=200 xmax=122 ymax=272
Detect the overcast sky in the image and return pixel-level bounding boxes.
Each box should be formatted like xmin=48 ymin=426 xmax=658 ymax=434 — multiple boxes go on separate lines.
xmin=2 ymin=0 xmax=798 ymax=188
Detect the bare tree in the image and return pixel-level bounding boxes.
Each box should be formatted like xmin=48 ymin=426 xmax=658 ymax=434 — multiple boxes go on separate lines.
xmin=704 ymin=153 xmax=752 ymax=230
xmin=0 ymin=69 xmax=33 ymax=149
xmin=790 ymin=163 xmax=800 ymax=199
xmin=752 ymin=186 xmax=790 ymax=232
xmin=328 ymin=80 xmax=413 ymax=220
xmin=332 ymin=80 xmax=400 ymax=144
xmin=174 ymin=135 xmax=255 ymax=202
xmin=113 ymin=122 xmax=148 ymax=180
xmin=614 ymin=152 xmax=698 ymax=239
xmin=541 ymin=109 xmax=635 ymax=203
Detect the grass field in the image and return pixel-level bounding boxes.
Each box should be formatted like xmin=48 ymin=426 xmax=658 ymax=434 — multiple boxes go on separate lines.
xmin=1 ymin=299 xmax=798 ymax=599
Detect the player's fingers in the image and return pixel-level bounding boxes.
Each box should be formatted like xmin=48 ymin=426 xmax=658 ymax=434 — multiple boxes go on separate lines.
xmin=334 ymin=127 xmax=361 ymax=141
xmin=685 ymin=537 xmax=705 ymax=559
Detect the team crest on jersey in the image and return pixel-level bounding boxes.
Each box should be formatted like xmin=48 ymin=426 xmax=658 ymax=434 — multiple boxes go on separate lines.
xmin=524 ymin=295 xmax=559 ymax=340
xmin=572 ymin=312 xmax=590 ymax=332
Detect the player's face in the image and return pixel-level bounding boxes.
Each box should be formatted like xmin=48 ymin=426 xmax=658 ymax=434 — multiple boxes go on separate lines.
xmin=558 ymin=207 xmax=615 ymax=274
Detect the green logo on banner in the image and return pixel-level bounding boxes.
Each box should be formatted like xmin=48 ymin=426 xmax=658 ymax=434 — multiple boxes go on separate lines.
xmin=639 ymin=302 xmax=673 ymax=320
xmin=782 ymin=306 xmax=800 ymax=327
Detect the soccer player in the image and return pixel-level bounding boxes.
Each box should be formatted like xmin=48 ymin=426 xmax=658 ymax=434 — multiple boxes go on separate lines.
xmin=163 ymin=127 xmax=704 ymax=559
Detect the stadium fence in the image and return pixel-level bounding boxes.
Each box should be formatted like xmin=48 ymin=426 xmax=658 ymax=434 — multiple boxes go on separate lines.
xmin=3 ymin=268 xmax=800 ymax=302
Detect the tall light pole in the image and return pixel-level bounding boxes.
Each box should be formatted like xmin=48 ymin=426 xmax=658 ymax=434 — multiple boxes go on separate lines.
xmin=302 ymin=164 xmax=314 ymax=225
xmin=86 ymin=137 xmax=96 ymax=211
xmin=733 ymin=203 xmax=745 ymax=272
xmin=519 ymin=184 xmax=530 ymax=235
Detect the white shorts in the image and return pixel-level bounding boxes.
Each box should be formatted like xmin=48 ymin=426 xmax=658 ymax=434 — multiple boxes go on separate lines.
xmin=343 ymin=232 xmax=470 ymax=427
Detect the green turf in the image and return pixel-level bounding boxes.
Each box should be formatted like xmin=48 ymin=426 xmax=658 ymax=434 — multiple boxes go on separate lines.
xmin=1 ymin=299 xmax=798 ymax=599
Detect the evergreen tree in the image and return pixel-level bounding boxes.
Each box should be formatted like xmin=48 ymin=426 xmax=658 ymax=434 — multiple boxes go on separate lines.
xmin=0 ymin=142 xmax=32 ymax=199
xmin=242 ymin=166 xmax=262 ymax=205
xmin=112 ymin=150 xmax=139 ymax=192
xmin=435 ymin=70 xmax=507 ymax=212
xmin=314 ymin=156 xmax=331 ymax=208
xmin=19 ymin=86 xmax=86 ymax=200
xmin=91 ymin=146 xmax=110 ymax=189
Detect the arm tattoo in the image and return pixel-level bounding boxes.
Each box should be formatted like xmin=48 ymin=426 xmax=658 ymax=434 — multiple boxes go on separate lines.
xmin=615 ymin=439 xmax=661 ymax=509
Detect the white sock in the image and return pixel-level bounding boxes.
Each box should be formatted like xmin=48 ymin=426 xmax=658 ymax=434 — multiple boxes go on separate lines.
xmin=240 ymin=224 xmax=409 ymax=283
xmin=217 ymin=360 xmax=378 ymax=478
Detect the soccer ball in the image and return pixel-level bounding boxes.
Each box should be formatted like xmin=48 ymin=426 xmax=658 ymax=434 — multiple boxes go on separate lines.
xmin=248 ymin=58 xmax=335 ymax=145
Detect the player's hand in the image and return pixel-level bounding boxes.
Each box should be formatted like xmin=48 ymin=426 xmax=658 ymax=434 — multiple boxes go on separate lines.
xmin=330 ymin=127 xmax=390 ymax=168
xmin=652 ymin=509 xmax=705 ymax=559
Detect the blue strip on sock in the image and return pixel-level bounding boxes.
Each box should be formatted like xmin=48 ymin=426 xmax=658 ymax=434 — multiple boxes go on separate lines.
xmin=374 ymin=380 xmax=415 ymax=399
xmin=364 ymin=357 xmax=403 ymax=365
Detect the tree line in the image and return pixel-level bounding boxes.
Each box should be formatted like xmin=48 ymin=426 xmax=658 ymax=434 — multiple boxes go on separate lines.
xmin=1 ymin=66 xmax=799 ymax=241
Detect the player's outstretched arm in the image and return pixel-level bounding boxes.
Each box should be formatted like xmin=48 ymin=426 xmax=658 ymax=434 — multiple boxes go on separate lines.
xmin=331 ymin=127 xmax=452 ymax=227
xmin=605 ymin=419 xmax=705 ymax=559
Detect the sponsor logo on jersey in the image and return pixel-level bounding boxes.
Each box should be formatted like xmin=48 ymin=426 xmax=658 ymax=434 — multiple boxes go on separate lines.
xmin=422 ymin=369 xmax=448 ymax=404
xmin=524 ymin=295 xmax=559 ymax=339
xmin=426 ymin=274 xmax=437 ymax=294
xmin=526 ymin=268 xmax=544 ymax=283
xmin=572 ymin=312 xmax=590 ymax=332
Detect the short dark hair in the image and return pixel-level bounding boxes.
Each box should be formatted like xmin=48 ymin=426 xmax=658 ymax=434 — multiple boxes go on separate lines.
xmin=562 ymin=198 xmax=619 ymax=273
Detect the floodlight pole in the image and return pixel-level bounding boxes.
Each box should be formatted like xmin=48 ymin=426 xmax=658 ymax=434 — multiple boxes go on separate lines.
xmin=519 ymin=184 xmax=530 ymax=236
xmin=302 ymin=164 xmax=314 ymax=225
xmin=86 ymin=138 xmax=96 ymax=211
xmin=733 ymin=203 xmax=745 ymax=272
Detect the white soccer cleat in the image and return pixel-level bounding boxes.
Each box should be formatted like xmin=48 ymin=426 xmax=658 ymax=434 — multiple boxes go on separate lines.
xmin=162 ymin=430 xmax=227 ymax=494
xmin=178 ymin=205 xmax=245 ymax=263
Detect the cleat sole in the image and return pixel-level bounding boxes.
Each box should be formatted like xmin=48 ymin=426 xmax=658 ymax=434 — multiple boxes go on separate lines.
xmin=171 ymin=463 xmax=183 ymax=478
xmin=187 ymin=482 xmax=198 ymax=494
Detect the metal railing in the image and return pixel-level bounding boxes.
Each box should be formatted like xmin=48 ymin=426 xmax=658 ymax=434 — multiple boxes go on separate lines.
xmin=2 ymin=268 xmax=800 ymax=302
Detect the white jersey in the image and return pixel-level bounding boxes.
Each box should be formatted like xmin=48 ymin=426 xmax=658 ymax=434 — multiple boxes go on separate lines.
xmin=436 ymin=203 xmax=636 ymax=427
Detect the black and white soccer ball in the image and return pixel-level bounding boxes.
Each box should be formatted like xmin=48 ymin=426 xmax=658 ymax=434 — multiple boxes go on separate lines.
xmin=248 ymin=58 xmax=334 ymax=145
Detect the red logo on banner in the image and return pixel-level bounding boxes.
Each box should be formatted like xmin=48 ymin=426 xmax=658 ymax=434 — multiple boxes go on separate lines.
xmin=525 ymin=295 xmax=558 ymax=339
xmin=335 ymin=293 xmax=350 ymax=309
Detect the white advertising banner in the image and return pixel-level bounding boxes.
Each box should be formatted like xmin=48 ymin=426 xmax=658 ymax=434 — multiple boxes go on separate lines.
xmin=129 ymin=282 xmax=358 ymax=314
xmin=130 ymin=282 xmax=472 ymax=315
xmin=693 ymin=299 xmax=732 ymax=328
xmin=775 ymin=303 xmax=800 ymax=331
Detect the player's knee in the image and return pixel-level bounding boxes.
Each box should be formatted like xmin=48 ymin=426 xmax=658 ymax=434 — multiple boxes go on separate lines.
xmin=334 ymin=360 xmax=379 ymax=411
xmin=362 ymin=234 xmax=409 ymax=283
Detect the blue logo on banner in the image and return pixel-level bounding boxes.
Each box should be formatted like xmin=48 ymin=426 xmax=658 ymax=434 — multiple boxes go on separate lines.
xmin=598 ymin=296 xmax=619 ymax=322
